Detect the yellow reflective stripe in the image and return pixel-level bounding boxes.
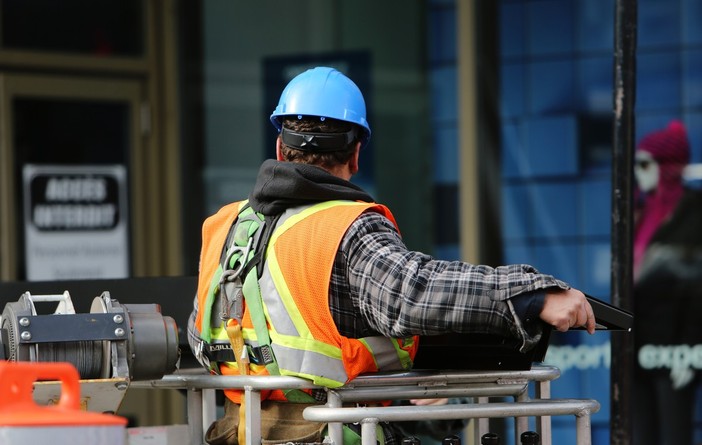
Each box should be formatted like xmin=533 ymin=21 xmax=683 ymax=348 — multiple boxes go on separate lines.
xmin=259 ymin=265 xmax=301 ymax=338
xmin=359 ymin=337 xmax=413 ymax=371
xmin=358 ymin=338 xmax=379 ymax=369
xmin=271 ymin=332 xmax=342 ymax=360
xmin=212 ymin=326 xmax=227 ymax=340
xmin=272 ymin=342 xmax=347 ymax=387
xmin=265 ymin=242 xmax=311 ymax=338
xmin=269 ymin=201 xmax=366 ymax=244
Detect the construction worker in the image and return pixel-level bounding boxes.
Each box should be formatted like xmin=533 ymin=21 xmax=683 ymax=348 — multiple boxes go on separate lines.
xmin=187 ymin=66 xmax=595 ymax=445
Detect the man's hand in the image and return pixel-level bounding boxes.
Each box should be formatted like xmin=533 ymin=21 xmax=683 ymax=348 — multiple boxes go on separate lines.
xmin=539 ymin=288 xmax=596 ymax=334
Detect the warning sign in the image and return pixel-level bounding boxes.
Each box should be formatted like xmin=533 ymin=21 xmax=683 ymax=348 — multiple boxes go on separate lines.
xmin=23 ymin=164 xmax=129 ymax=281
xmin=29 ymin=174 xmax=120 ymax=231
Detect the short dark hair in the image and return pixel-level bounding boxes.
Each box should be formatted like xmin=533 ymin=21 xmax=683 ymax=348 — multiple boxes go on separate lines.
xmin=279 ymin=117 xmax=359 ymax=169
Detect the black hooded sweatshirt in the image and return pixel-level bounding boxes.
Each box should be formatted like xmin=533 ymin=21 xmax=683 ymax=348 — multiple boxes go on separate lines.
xmin=248 ymin=159 xmax=373 ymax=215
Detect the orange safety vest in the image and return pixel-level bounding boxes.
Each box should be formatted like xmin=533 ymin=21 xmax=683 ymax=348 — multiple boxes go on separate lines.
xmin=192 ymin=200 xmax=418 ymax=404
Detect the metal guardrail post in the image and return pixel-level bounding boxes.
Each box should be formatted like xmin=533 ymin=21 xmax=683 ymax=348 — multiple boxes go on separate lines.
xmin=361 ymin=418 xmax=380 ymax=445
xmin=326 ymin=390 xmax=344 ymax=445
xmin=515 ymin=390 xmax=530 ymax=444
xmin=186 ymin=388 xmax=204 ymax=445
xmin=535 ymin=379 xmax=552 ymax=445
xmin=244 ymin=386 xmax=262 ymax=445
xmin=202 ymin=389 xmax=217 ymax=442
xmin=475 ymin=396 xmax=490 ymax=443
xmin=577 ymin=411 xmax=594 ymax=445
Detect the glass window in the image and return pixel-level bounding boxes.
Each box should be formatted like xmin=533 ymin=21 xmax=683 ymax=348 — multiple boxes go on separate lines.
xmin=0 ymin=0 xmax=144 ymax=56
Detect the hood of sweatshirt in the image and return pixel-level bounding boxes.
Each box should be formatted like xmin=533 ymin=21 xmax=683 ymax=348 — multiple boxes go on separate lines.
xmin=248 ymin=159 xmax=374 ymax=215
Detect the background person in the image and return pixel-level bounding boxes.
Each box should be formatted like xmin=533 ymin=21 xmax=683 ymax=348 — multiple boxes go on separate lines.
xmin=633 ymin=120 xmax=690 ymax=280
xmin=632 ymin=120 xmax=702 ymax=445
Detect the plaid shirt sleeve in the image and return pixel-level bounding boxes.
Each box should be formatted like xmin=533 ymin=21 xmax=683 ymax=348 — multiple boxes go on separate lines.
xmin=329 ymin=211 xmax=571 ymax=352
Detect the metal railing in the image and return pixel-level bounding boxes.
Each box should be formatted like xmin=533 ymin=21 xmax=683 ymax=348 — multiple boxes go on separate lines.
xmin=131 ymin=365 xmax=599 ymax=445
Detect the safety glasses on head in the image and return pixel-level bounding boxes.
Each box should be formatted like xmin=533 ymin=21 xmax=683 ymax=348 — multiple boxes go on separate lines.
xmin=281 ymin=127 xmax=357 ymax=152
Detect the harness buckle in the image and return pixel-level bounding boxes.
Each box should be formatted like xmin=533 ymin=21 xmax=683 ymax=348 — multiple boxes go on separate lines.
xmin=219 ymin=237 xmax=253 ymax=322
xmin=193 ymin=338 xmax=211 ymax=370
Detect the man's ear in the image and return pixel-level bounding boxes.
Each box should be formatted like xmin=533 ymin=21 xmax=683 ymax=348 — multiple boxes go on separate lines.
xmin=276 ymin=136 xmax=284 ymax=161
xmin=349 ymin=143 xmax=361 ymax=175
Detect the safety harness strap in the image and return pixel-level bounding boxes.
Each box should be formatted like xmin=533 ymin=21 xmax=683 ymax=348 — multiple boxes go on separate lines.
xmin=220 ymin=205 xmax=316 ymax=403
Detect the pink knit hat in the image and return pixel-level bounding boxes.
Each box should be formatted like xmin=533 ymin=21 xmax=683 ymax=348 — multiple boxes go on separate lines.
xmin=637 ymin=120 xmax=690 ymax=165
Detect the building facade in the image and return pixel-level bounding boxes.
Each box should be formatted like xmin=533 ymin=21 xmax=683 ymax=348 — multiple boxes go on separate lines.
xmin=0 ymin=0 xmax=699 ymax=443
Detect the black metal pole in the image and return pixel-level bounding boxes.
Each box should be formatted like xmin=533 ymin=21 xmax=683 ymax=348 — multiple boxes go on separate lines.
xmin=611 ymin=0 xmax=637 ymax=444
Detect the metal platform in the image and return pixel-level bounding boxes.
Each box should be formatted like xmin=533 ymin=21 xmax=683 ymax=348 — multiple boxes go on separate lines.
xmin=131 ymin=365 xmax=600 ymax=445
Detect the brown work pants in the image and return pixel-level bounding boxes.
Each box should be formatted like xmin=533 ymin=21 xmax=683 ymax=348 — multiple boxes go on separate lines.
xmin=205 ymin=398 xmax=327 ymax=445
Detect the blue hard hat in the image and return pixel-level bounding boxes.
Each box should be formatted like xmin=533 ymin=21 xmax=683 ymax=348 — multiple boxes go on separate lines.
xmin=270 ymin=66 xmax=371 ymax=147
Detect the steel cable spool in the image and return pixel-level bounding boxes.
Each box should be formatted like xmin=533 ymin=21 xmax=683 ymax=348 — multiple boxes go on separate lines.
xmin=39 ymin=341 xmax=103 ymax=379
xmin=0 ymin=291 xmax=180 ymax=381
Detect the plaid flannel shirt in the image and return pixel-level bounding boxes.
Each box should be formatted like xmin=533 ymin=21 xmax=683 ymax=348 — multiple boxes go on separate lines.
xmin=330 ymin=211 xmax=567 ymax=349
